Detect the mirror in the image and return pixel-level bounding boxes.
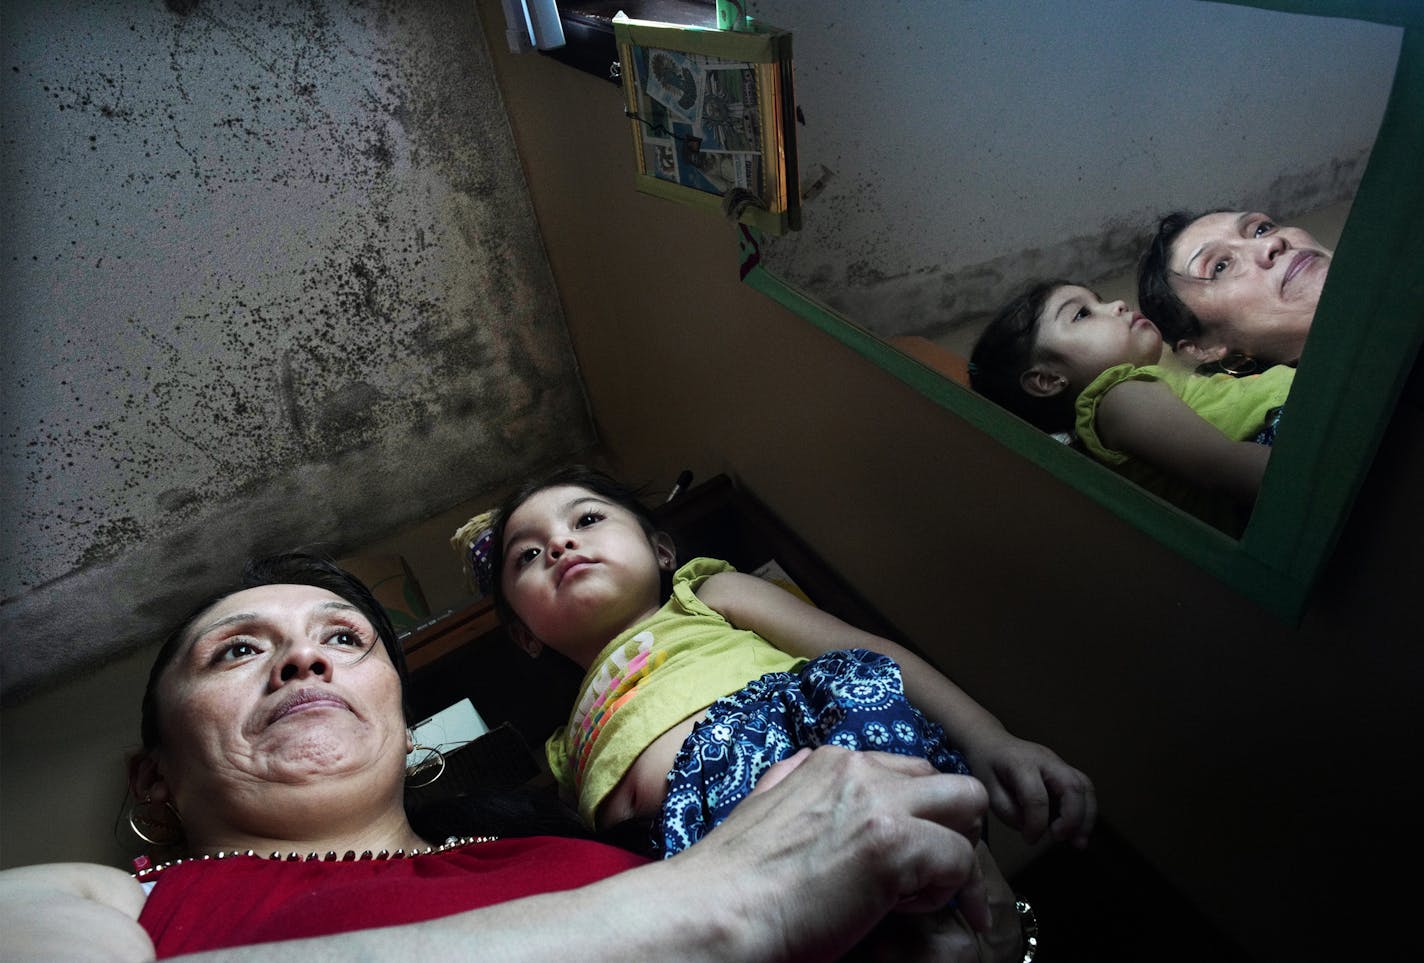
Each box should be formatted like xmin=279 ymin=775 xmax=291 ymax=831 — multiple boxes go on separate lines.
xmin=739 ymin=0 xmax=1424 ymax=620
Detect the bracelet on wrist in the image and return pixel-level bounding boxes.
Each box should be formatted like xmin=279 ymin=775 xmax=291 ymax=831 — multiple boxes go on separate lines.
xmin=1014 ymin=896 xmax=1039 ymax=962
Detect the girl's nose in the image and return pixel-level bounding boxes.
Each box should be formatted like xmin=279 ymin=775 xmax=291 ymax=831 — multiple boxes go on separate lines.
xmin=547 ymin=534 xmax=576 ymax=560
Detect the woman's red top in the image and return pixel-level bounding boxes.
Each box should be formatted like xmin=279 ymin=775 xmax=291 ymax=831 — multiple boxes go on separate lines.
xmin=136 ymin=836 xmax=648 ymax=957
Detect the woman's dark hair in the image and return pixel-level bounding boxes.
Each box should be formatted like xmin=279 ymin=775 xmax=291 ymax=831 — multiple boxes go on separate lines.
xmin=1137 ymin=209 xmax=1228 ymax=347
xmin=489 ymin=464 xmax=673 ymax=630
xmin=969 ymin=278 xmax=1079 ymax=433
xmin=139 ymin=553 xmax=409 ymax=750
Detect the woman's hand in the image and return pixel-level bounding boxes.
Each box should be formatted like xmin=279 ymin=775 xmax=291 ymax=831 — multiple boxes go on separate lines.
xmin=846 ymin=842 xmax=1023 ymax=963
xmin=691 ymin=746 xmax=994 ymax=958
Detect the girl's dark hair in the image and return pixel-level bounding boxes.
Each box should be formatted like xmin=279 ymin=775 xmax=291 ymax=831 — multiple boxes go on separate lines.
xmin=1137 ymin=209 xmax=1228 ymax=347
xmin=489 ymin=464 xmax=673 ymax=629
xmin=139 ymin=553 xmax=409 ymax=750
xmin=969 ymin=278 xmax=1079 ymax=433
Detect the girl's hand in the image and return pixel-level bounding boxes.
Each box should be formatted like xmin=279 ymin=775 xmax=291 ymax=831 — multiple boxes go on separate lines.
xmin=966 ymin=734 xmax=1097 ymax=848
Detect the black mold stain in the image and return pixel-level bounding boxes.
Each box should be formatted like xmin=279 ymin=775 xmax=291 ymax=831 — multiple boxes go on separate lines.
xmin=165 ymin=0 xmax=200 ymax=15
xmin=75 ymin=516 xmax=145 ymax=569
xmin=156 ymin=487 xmax=200 ymax=513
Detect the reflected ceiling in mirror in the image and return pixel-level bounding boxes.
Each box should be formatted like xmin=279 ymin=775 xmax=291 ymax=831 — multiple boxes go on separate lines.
xmin=753 ymin=0 xmax=1400 ymax=355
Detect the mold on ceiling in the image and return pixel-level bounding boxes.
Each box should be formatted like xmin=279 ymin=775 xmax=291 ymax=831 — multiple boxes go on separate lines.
xmin=1 ymin=0 xmax=594 ymax=703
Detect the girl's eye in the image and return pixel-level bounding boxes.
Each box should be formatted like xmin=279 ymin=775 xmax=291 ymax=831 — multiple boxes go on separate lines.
xmin=576 ymin=511 xmax=605 ymax=528
xmin=515 ymin=546 xmax=541 ymax=568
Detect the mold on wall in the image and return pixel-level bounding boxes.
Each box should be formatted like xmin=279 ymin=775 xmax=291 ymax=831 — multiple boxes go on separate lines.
xmin=0 ymin=0 xmax=593 ymax=702
xmin=749 ymin=0 xmax=1401 ymax=342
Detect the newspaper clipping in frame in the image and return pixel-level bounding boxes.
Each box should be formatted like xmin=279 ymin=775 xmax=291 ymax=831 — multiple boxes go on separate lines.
xmin=633 ymin=45 xmax=763 ymax=199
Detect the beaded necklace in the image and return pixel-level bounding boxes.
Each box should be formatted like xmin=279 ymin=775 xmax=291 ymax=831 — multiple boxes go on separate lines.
xmin=131 ymin=835 xmax=498 ymax=880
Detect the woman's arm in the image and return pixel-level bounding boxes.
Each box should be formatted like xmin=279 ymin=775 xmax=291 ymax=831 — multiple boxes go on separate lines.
xmin=1096 ymin=378 xmax=1271 ymax=506
xmin=13 ymin=749 xmax=982 ymax=963
xmin=0 ymin=863 xmax=154 ymax=962
xmin=697 ymin=571 xmax=1096 ymax=848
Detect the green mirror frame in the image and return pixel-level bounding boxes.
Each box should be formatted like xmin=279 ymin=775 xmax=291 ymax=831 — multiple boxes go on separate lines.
xmin=738 ymin=0 xmax=1424 ymax=622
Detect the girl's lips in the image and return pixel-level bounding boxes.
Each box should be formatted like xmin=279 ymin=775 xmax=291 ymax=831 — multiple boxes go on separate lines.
xmin=555 ymin=557 xmax=595 ymax=586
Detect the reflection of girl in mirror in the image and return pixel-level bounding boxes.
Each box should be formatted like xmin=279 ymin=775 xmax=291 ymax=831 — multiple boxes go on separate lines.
xmin=970 ymin=281 xmax=1293 ymax=532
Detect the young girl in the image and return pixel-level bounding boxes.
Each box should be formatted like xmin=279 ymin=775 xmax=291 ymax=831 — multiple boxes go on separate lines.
xmin=969 ymin=279 xmax=1293 ymax=532
xmin=472 ymin=465 xmax=1096 ymax=859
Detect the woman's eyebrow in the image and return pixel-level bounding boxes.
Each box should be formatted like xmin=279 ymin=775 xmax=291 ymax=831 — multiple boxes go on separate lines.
xmin=315 ymin=600 xmax=360 ymax=615
xmin=191 ymin=611 xmax=258 ymax=641
xmin=1188 ymin=211 xmax=1257 ymax=269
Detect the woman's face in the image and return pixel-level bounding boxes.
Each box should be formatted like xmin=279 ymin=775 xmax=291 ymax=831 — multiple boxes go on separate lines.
xmin=150 ymin=583 xmax=410 ymax=833
xmin=1168 ymin=211 xmax=1333 ymax=365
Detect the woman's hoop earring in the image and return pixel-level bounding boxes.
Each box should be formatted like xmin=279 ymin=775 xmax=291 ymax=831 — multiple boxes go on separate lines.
xmin=1217 ymin=352 xmax=1258 ymax=376
xmin=127 ymin=795 xmax=184 ymax=847
xmin=405 ymin=745 xmax=447 ymax=789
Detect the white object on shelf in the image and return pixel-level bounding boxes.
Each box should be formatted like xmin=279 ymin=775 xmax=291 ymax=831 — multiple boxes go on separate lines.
xmin=406 ymin=698 xmax=490 ymax=766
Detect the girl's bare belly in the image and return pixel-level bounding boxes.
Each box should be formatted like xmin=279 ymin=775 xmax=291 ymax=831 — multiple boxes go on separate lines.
xmin=596 ymin=708 xmax=709 ymax=829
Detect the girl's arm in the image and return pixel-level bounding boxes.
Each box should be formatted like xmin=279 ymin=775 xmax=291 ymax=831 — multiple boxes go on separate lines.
xmin=1095 ymin=378 xmax=1270 ymax=506
xmin=696 ymin=571 xmax=1096 ymax=848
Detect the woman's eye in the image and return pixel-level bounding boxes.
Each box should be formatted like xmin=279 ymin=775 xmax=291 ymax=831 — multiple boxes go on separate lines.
xmin=1252 ymin=220 xmax=1276 ymax=238
xmin=215 ymin=640 xmax=259 ymax=663
xmin=1211 ymin=256 xmax=1232 ymax=277
xmin=326 ymin=630 xmax=365 ymax=648
xmin=1072 ymin=306 xmax=1089 ymax=321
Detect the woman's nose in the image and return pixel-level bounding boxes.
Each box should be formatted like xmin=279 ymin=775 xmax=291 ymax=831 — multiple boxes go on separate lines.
xmin=274 ymin=639 xmax=332 ymax=685
xmin=1110 ymin=299 xmax=1128 ymax=314
xmin=1254 ymin=233 xmax=1288 ymax=266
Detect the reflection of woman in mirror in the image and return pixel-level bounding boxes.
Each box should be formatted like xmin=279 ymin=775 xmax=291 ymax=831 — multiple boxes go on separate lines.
xmin=1137 ymin=211 xmax=1333 ymax=370
xmin=970 ymin=281 xmax=1293 ymax=532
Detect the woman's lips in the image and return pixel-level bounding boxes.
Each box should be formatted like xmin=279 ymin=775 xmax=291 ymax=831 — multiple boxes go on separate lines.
xmin=267 ymin=688 xmax=351 ymax=726
xmin=1282 ymin=251 xmax=1322 ymax=291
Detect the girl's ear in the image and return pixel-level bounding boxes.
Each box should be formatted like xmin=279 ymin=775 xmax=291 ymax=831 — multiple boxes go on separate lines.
xmin=509 ymin=622 xmax=544 ymax=659
xmin=128 ymin=751 xmax=171 ymax=804
xmin=652 ymin=532 xmax=677 ymax=572
xmin=1175 ymin=338 xmax=1228 ymax=365
xmin=1021 ymin=365 xmax=1068 ymax=398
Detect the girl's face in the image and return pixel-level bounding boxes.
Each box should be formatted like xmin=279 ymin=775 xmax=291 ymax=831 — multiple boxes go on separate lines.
xmin=500 ymin=485 xmax=674 ymax=666
xmin=1029 ymin=285 xmax=1164 ymax=395
xmin=1168 ymin=211 xmax=1330 ymax=364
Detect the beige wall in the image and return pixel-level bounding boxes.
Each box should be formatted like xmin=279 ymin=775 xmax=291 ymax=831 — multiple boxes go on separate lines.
xmin=476 ymin=1 xmax=1421 ymax=957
